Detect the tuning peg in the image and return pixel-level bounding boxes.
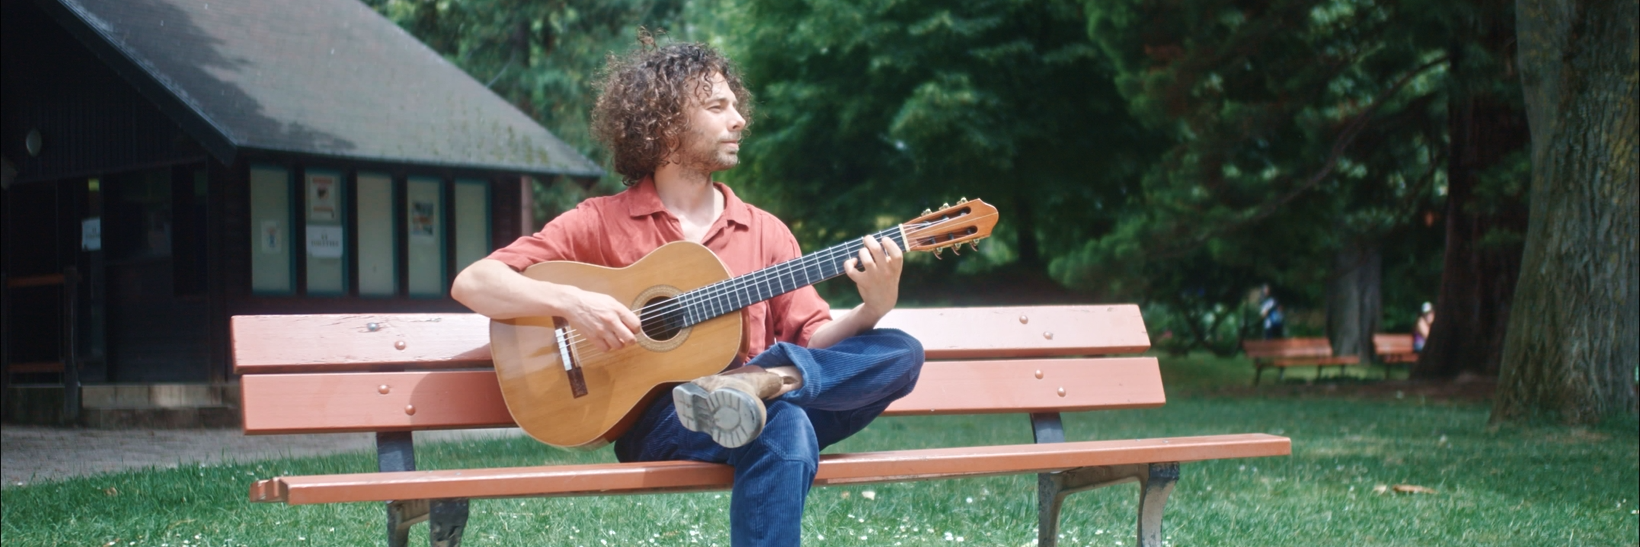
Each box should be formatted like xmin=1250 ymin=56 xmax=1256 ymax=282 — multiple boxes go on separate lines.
xmin=922 ymin=208 xmax=933 ymax=216
xmin=941 ymin=202 xmax=951 ymax=209
xmin=958 ymin=197 xmax=968 ymax=204
xmin=970 ymin=241 xmax=980 ymax=252
xmin=932 ymin=247 xmax=944 ymax=259
xmin=950 ymin=244 xmax=962 ymax=255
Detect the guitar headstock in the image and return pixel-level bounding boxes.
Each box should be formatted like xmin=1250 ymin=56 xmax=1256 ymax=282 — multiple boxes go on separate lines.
xmin=901 ymin=198 xmax=999 ymax=255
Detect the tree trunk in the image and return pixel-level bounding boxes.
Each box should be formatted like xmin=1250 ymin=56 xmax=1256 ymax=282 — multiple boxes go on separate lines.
xmin=1413 ymin=20 xmax=1532 ymax=379
xmin=1491 ymin=0 xmax=1639 ymax=423
xmin=1327 ymin=241 xmax=1382 ymax=361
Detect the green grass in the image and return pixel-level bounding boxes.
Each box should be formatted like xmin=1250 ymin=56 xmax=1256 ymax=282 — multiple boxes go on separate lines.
xmin=4 ymin=355 xmax=1636 ymax=547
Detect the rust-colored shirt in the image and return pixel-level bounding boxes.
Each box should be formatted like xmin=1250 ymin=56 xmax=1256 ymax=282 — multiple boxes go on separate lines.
xmin=487 ymin=179 xmax=833 ymax=357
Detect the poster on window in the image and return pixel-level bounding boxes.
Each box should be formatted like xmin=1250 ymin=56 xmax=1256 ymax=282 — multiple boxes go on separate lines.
xmin=308 ymin=174 xmax=338 ymax=221
xmin=307 ymin=225 xmax=344 ymax=258
xmin=261 ymin=220 xmax=282 ymax=253
xmin=410 ymin=200 xmax=437 ymax=243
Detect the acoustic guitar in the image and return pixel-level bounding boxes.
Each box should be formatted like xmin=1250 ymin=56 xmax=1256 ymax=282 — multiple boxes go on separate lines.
xmin=489 ymin=199 xmax=999 ymax=448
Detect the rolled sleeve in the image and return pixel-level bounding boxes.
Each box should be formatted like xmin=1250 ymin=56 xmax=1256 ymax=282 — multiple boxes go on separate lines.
xmin=486 ymin=203 xmax=601 ymax=270
xmin=767 ymin=228 xmax=832 ymax=347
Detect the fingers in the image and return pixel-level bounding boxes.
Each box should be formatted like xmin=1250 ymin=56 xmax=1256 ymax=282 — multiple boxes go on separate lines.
xmin=881 ymin=236 xmax=904 ymax=261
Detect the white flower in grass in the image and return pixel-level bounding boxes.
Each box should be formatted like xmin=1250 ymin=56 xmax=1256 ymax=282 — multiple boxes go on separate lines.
xmin=862 ymin=490 xmax=877 ymax=500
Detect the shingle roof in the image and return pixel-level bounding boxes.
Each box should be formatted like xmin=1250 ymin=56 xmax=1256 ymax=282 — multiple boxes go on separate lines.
xmin=46 ymin=0 xmax=602 ymax=177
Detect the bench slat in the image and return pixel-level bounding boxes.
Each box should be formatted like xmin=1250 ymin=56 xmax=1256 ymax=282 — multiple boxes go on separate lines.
xmin=252 ymin=433 xmax=1290 ymax=505
xmin=233 ymin=305 xmax=1149 ymax=374
xmin=241 ymin=357 xmax=1164 ymax=435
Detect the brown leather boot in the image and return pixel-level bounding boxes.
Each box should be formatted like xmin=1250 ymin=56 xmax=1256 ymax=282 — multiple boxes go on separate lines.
xmin=672 ymin=369 xmax=786 ymax=448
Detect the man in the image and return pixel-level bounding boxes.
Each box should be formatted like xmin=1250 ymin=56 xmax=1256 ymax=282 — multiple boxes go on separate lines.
xmin=450 ymin=41 xmax=924 ymax=546
xmin=1258 ymin=284 xmax=1285 ymax=339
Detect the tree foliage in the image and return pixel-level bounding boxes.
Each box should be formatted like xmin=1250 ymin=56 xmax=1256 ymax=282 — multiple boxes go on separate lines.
xmin=712 ymin=0 xmax=1160 ymax=281
xmin=1062 ymin=0 xmax=1462 ymax=350
xmin=365 ymin=0 xmax=689 ymax=214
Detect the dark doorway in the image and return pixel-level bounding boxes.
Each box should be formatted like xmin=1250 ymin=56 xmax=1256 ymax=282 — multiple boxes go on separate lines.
xmin=101 ymin=165 xmax=209 ymax=382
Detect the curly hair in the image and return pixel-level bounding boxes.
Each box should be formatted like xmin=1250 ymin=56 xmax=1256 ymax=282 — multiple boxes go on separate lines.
xmin=591 ymin=39 xmax=754 ymax=185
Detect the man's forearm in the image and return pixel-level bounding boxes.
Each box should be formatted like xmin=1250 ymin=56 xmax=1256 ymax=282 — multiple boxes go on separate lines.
xmin=806 ymin=303 xmax=885 ymax=349
xmin=451 ymin=259 xmax=566 ymax=320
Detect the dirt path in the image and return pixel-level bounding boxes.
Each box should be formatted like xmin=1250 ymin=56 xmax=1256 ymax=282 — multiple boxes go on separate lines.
xmin=1 ymin=426 xmax=522 ymax=487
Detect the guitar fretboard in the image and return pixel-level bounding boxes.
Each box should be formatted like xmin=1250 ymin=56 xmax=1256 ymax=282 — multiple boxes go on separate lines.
xmin=641 ymin=227 xmax=907 ymax=334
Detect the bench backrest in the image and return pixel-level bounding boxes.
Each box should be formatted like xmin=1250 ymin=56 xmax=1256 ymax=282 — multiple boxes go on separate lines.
xmin=1241 ymin=337 xmax=1333 ymax=359
xmin=236 ymin=305 xmax=1158 ymax=435
xmin=1373 ymin=333 xmax=1414 ymax=354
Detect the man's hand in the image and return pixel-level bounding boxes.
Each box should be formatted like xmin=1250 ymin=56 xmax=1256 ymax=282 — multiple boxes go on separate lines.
xmin=844 ymin=235 xmax=903 ymax=322
xmin=558 ymin=287 xmax=643 ymax=352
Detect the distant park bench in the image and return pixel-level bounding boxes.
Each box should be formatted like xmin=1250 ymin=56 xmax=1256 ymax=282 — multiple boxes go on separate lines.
xmin=236 ymin=305 xmax=1290 ymax=547
xmin=1373 ymin=333 xmax=1417 ymax=377
xmin=1242 ymin=337 xmax=1361 ymax=385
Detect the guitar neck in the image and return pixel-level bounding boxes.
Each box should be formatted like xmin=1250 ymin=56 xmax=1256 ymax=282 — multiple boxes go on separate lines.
xmin=665 ymin=226 xmax=907 ymax=329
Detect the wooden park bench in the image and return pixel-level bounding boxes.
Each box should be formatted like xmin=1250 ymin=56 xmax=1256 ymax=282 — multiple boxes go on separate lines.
xmin=1242 ymin=337 xmax=1361 ymax=385
xmin=236 ymin=305 xmax=1290 ymax=547
xmin=1372 ymin=333 xmax=1417 ymax=378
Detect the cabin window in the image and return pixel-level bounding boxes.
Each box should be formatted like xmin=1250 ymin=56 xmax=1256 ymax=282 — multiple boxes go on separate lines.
xmin=355 ymin=172 xmax=398 ymax=297
xmin=453 ymin=179 xmax=492 ymax=274
xmin=405 ymin=176 xmax=446 ymax=297
xmin=303 ymin=169 xmax=347 ymax=295
xmin=248 ymin=165 xmax=293 ymax=294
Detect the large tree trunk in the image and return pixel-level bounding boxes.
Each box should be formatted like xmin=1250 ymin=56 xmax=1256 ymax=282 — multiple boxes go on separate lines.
xmin=1413 ymin=11 xmax=1532 ymax=379
xmin=1491 ymin=0 xmax=1639 ymax=423
xmin=1327 ymin=241 xmax=1382 ymax=361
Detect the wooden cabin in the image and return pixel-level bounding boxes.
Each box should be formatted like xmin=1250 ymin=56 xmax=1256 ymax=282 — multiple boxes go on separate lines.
xmin=1 ymin=0 xmax=601 ymax=424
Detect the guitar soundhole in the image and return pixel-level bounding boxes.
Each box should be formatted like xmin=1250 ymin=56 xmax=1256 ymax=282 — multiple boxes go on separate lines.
xmin=641 ymin=296 xmax=684 ymax=341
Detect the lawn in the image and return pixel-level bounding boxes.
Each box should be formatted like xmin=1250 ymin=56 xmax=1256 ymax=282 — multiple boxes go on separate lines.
xmin=3 ymin=354 xmax=1636 ymax=547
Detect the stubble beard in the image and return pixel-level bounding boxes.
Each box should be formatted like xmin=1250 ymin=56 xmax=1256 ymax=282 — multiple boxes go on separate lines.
xmin=675 ymin=125 xmax=739 ymax=175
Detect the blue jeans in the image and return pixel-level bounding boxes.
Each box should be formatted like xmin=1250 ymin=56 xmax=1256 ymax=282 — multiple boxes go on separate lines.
xmin=614 ymin=328 xmax=925 ymax=546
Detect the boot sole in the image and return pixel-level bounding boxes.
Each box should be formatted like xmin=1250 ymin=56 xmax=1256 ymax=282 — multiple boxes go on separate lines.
xmin=673 ymin=383 xmax=766 ymax=448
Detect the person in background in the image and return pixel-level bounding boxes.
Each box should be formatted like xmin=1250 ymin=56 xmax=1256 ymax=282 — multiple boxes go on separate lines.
xmin=1259 ymin=284 xmax=1285 ymax=339
xmin=1414 ymin=301 xmax=1435 ymax=352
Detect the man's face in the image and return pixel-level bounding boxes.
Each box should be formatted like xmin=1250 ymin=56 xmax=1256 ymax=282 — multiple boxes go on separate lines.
xmin=672 ymin=72 xmax=746 ymax=174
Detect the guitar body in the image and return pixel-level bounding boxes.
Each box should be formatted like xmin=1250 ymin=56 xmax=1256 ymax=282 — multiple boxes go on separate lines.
xmin=490 ymin=241 xmax=744 ymax=449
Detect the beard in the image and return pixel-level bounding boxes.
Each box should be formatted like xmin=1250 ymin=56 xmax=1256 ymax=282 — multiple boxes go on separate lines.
xmin=674 ymin=124 xmax=739 ymax=174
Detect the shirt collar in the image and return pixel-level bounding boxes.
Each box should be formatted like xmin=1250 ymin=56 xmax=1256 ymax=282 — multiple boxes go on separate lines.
xmin=625 ymin=176 xmax=751 ymax=228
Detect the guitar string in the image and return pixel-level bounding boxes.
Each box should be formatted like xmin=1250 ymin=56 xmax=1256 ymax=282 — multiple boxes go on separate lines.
xmin=554 ymin=218 xmax=959 ymax=353
xmin=549 ymin=217 xmax=978 ymax=363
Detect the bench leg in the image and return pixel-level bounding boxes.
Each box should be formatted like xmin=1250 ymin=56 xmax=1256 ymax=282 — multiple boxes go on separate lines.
xmin=1253 ymin=364 xmax=1264 ymax=386
xmin=429 ymin=499 xmax=470 ymax=547
xmin=1038 ymin=464 xmax=1146 ymax=547
xmin=388 ymin=499 xmax=428 ymax=547
xmin=1136 ymin=463 xmax=1180 ymax=547
xmin=386 ymin=498 xmax=469 ymax=547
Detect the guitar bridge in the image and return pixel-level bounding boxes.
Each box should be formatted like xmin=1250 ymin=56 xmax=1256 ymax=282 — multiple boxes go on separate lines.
xmin=553 ymin=318 xmax=588 ymax=398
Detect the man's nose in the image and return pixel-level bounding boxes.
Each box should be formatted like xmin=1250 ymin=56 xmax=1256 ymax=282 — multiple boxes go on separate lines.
xmin=728 ymin=107 xmax=747 ymax=131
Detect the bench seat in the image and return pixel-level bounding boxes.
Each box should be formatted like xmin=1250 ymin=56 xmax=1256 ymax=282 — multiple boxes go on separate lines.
xmin=252 ymin=433 xmax=1288 ymax=505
